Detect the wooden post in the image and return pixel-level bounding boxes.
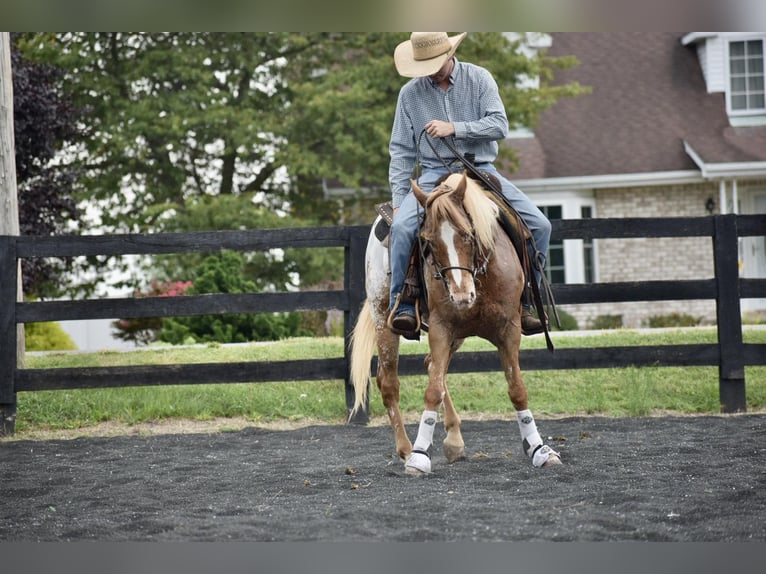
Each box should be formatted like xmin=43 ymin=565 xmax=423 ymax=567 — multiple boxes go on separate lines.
xmin=344 ymin=226 xmax=369 ymax=424
xmin=0 ymin=32 xmax=21 ymax=435
xmin=713 ymin=214 xmax=746 ymax=413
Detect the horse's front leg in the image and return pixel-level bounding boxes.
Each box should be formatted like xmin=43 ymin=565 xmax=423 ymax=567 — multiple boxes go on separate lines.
xmin=424 ymin=337 xmax=466 ymax=464
xmin=497 ymin=322 xmax=562 ymax=468
xmin=405 ymin=326 xmax=458 ymax=475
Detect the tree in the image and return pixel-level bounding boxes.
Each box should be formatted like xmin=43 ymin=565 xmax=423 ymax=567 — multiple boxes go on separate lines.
xmin=16 ymin=33 xmax=586 ymax=297
xmin=11 ymin=33 xmax=84 ymax=298
xmin=18 ymin=33 xmax=585 ymax=231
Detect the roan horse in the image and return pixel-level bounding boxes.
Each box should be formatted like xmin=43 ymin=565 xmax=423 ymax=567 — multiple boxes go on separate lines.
xmin=349 ymin=171 xmax=561 ymax=475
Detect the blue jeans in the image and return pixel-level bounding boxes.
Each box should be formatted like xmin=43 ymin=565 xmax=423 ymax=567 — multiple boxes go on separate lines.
xmin=389 ymin=165 xmax=551 ymax=313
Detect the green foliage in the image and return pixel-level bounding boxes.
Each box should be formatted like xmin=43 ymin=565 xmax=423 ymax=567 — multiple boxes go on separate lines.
xmin=112 ymin=280 xmax=193 ymax=345
xmin=19 ymin=32 xmax=587 ymax=232
xmin=16 ymin=33 xmax=588 ymax=298
xmin=743 ymin=311 xmax=766 ymax=325
xmin=11 ymin=34 xmax=85 ymax=299
xmin=550 ymin=307 xmax=579 ymax=331
xmin=24 ymin=322 xmax=77 ymax=351
xmin=159 ymin=251 xmax=308 ymax=344
xmin=646 ymin=313 xmax=702 ymax=328
xmin=591 ymin=314 xmax=624 ymax=330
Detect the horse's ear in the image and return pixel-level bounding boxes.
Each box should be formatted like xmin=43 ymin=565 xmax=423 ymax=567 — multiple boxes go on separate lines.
xmin=411 ymin=179 xmax=428 ymax=207
xmin=452 ymin=172 xmax=467 ymax=203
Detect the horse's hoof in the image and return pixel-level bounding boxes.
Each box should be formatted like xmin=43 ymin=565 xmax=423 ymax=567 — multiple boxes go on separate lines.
xmin=532 ymin=445 xmax=562 ymax=468
xmin=542 ymin=453 xmax=563 ymax=467
xmin=404 ymin=451 xmax=431 ymax=475
xmin=443 ymin=443 xmax=466 ymax=463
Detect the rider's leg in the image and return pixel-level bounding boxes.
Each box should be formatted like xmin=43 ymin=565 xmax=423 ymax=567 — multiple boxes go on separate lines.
xmin=389 ymin=190 xmax=421 ymax=321
xmin=483 ymin=167 xmax=551 ymax=333
xmin=388 ymin=168 xmax=450 ymax=331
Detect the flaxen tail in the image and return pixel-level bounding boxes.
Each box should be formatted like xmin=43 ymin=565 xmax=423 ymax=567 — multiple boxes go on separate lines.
xmin=349 ymin=299 xmax=377 ymax=417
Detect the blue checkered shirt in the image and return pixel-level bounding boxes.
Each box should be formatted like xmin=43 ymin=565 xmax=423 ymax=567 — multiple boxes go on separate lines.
xmin=388 ymin=57 xmax=510 ymax=208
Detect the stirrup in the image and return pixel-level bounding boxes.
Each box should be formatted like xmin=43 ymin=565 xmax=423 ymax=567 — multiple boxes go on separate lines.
xmin=387 ymin=294 xmax=421 ymax=338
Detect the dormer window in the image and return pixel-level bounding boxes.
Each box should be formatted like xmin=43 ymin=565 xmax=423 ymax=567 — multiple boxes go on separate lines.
xmin=682 ymin=32 xmax=766 ymax=126
xmin=728 ymin=38 xmax=765 ymax=113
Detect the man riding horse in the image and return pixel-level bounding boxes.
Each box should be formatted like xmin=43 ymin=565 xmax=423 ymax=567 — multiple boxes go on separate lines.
xmin=387 ymin=32 xmax=551 ymax=338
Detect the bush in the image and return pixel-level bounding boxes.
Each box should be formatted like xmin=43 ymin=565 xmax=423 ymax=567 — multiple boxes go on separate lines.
xmin=112 ymin=279 xmax=193 ymax=345
xmin=550 ymin=307 xmax=579 ymax=331
xmin=25 ymin=322 xmax=77 ymax=351
xmin=646 ymin=312 xmax=701 ymax=328
xmin=160 ymin=251 xmax=309 ymax=345
xmin=591 ymin=314 xmax=623 ymax=330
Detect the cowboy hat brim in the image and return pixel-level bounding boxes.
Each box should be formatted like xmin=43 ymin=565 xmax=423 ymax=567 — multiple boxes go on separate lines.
xmin=394 ymin=32 xmax=467 ymax=78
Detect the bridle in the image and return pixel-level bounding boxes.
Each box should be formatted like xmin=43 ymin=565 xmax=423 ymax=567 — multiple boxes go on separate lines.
xmin=417 ymin=194 xmax=492 ymax=294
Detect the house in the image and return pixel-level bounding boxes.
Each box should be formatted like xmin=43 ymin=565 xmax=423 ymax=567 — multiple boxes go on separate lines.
xmin=504 ymin=32 xmax=766 ymax=328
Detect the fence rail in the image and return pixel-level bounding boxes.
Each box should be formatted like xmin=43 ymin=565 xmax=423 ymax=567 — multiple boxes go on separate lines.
xmin=2 ymin=214 xmax=765 ymax=434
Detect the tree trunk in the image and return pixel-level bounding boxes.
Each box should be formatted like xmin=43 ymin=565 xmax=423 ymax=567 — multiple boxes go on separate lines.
xmin=0 ymin=33 xmax=23 ymax=434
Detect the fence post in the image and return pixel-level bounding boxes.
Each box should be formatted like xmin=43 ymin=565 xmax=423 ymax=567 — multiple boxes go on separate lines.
xmin=0 ymin=236 xmax=17 ymax=435
xmin=713 ymin=214 xmax=746 ymax=413
xmin=344 ymin=226 xmax=369 ymax=424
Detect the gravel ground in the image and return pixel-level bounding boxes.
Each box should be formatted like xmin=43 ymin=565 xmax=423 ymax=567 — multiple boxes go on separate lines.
xmin=1 ymin=414 xmax=764 ymax=541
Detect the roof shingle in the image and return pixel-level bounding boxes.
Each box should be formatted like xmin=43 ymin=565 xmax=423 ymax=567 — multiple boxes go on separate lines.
xmin=506 ymin=32 xmax=766 ymax=180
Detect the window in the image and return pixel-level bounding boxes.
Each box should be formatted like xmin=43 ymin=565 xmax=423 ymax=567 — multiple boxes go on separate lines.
xmin=539 ymin=205 xmax=565 ymax=284
xmin=729 ymin=39 xmax=765 ymax=112
xmin=532 ymin=196 xmax=597 ymax=285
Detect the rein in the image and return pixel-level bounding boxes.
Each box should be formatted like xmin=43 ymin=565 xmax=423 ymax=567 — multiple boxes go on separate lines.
xmin=416 ymin=130 xmax=558 ymax=352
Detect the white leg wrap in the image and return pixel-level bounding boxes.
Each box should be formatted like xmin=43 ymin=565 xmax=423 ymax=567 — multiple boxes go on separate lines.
xmin=405 ymin=410 xmax=438 ymax=475
xmin=413 ymin=410 xmax=438 ymax=452
xmin=516 ymin=409 xmax=559 ymax=467
xmin=516 ymin=409 xmax=542 ymax=455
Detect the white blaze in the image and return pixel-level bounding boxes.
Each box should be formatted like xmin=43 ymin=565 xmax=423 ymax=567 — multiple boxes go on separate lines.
xmin=440 ymin=221 xmax=465 ymax=289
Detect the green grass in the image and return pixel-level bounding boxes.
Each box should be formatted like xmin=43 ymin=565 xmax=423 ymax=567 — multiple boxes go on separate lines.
xmin=14 ymin=328 xmax=766 ymax=434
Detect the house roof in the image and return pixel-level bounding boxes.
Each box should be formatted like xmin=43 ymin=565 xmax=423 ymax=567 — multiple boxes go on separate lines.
xmin=505 ymin=32 xmax=766 ymax=184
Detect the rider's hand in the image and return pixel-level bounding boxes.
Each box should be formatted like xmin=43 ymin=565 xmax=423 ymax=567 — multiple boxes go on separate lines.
xmin=425 ymin=120 xmax=455 ymax=139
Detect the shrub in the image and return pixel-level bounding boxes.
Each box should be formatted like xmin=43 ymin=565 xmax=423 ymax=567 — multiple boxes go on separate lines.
xmin=550 ymin=307 xmax=579 ymax=331
xmin=646 ymin=312 xmax=702 ymax=328
xmin=112 ymin=279 xmax=193 ymax=345
xmin=25 ymin=322 xmax=77 ymax=351
xmin=160 ymin=251 xmax=309 ymax=345
xmin=591 ymin=314 xmax=623 ymax=330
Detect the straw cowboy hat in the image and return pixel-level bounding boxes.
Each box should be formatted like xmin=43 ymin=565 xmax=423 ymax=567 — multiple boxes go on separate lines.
xmin=394 ymin=32 xmax=467 ymax=77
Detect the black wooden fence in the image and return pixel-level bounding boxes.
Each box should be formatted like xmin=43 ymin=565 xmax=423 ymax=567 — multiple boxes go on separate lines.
xmin=1 ymin=214 xmax=765 ymax=435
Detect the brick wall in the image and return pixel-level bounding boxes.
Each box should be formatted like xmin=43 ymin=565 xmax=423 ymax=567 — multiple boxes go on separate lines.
xmin=561 ymin=183 xmax=720 ymax=329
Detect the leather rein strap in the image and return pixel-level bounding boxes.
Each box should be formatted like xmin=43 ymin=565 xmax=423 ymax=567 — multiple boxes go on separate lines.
xmin=436 ymin=135 xmax=558 ymax=353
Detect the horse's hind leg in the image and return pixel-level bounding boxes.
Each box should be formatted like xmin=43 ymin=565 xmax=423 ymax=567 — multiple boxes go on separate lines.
xmin=498 ymin=327 xmax=562 ymax=467
xmin=375 ymin=327 xmax=412 ymax=462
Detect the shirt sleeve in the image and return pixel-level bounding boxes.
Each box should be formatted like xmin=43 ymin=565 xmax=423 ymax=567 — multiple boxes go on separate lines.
xmin=388 ymin=88 xmax=417 ymax=208
xmin=452 ymin=67 xmax=509 ymax=141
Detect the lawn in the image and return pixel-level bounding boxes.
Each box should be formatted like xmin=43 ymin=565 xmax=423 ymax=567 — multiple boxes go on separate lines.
xmin=13 ymin=327 xmax=766 ymax=435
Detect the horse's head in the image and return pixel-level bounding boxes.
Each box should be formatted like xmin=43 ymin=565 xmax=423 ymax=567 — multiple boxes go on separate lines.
xmin=411 ymin=172 xmax=498 ymax=310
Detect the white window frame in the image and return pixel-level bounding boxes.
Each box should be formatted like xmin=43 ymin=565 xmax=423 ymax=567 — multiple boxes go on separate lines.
xmin=726 ymin=35 xmax=766 ymax=118
xmin=532 ymin=191 xmax=598 ymax=285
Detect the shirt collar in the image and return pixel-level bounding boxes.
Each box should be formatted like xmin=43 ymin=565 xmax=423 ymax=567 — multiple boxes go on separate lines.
xmin=427 ymin=56 xmax=459 ymax=88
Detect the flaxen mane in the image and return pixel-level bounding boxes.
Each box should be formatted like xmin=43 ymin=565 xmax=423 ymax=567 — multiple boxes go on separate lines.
xmin=425 ymin=174 xmax=499 ymax=253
